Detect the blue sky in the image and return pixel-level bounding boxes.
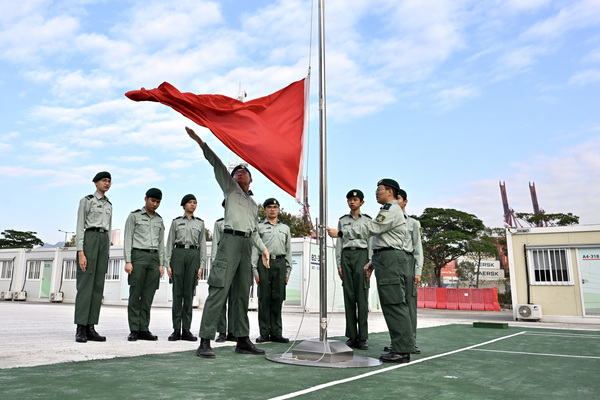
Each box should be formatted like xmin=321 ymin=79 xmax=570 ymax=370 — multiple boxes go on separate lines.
xmin=1 ymin=0 xmax=600 ymax=245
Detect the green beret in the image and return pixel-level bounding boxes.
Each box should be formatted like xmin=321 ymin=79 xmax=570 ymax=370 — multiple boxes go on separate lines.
xmin=346 ymin=189 xmax=364 ymax=201
xmin=92 ymin=171 xmax=111 ymax=182
xmin=145 ymin=188 xmax=162 ymax=199
xmin=377 ymin=178 xmax=400 ymax=192
xmin=180 ymin=194 xmax=196 ymax=206
xmin=263 ymin=198 xmax=280 ymax=208
xmin=231 ymin=164 xmax=251 ymax=178
xmin=398 ymin=189 xmax=408 ymax=200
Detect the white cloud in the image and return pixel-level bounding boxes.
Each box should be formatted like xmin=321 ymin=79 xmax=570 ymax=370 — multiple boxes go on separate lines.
xmin=506 ymin=0 xmax=551 ymax=12
xmin=569 ymin=68 xmax=600 ymax=85
xmin=110 ymin=156 xmax=150 ymax=163
xmin=522 ymin=0 xmax=600 ymax=40
xmin=0 ymin=10 xmax=80 ymax=63
xmin=445 ymin=135 xmax=600 ymax=227
xmin=434 ymin=85 xmax=479 ymax=109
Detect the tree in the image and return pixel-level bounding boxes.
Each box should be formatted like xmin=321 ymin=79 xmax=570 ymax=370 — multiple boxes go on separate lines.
xmin=258 ymin=206 xmax=314 ymax=237
xmin=419 ymin=208 xmax=485 ymax=286
xmin=0 ymin=230 xmax=44 ymax=249
xmin=65 ymin=235 xmax=76 ymax=247
xmin=467 ymin=229 xmax=499 ymax=288
xmin=515 ymin=212 xmax=579 ymax=227
xmin=456 ymin=260 xmax=476 ymax=287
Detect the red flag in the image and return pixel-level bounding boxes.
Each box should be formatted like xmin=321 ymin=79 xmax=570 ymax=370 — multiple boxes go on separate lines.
xmin=125 ymin=78 xmax=307 ymax=200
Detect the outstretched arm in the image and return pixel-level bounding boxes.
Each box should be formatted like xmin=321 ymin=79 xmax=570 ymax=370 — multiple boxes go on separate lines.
xmin=186 ymin=126 xmax=205 ymax=146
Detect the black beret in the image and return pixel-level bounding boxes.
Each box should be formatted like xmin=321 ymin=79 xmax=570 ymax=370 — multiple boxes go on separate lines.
xmin=377 ymin=178 xmax=400 ymax=192
xmin=180 ymin=194 xmax=196 ymax=206
xmin=92 ymin=171 xmax=111 ymax=182
xmin=398 ymin=189 xmax=408 ymax=200
xmin=231 ymin=164 xmax=251 ymax=178
xmin=263 ymin=198 xmax=280 ymax=208
xmin=145 ymin=188 xmax=162 ymax=199
xmin=346 ymin=189 xmax=364 ymax=201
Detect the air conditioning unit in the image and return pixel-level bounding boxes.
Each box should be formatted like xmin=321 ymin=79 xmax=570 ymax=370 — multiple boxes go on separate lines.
xmin=1 ymin=291 xmax=13 ymax=300
xmin=50 ymin=292 xmax=64 ymax=303
xmin=517 ymin=304 xmax=542 ymax=321
xmin=14 ymin=291 xmax=27 ymax=301
xmin=192 ymin=296 xmax=200 ymax=308
xmin=248 ymin=297 xmax=258 ymax=311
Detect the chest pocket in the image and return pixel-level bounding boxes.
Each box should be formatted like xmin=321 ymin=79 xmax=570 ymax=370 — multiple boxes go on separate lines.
xmin=136 ymin=219 xmax=150 ymax=235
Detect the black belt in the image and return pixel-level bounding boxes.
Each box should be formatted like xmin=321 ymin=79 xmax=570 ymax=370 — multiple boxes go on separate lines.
xmin=270 ymin=254 xmax=286 ymax=260
xmin=175 ymin=244 xmax=199 ymax=250
xmin=133 ymin=248 xmax=158 ymax=253
xmin=223 ymin=229 xmax=252 ymax=238
xmin=344 ymin=247 xmax=367 ymax=251
xmin=372 ymin=247 xmax=397 ymax=254
xmin=86 ymin=227 xmax=108 ymax=233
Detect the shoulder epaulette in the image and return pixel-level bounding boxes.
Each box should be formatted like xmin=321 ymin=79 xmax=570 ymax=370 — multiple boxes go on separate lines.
xmin=155 ymin=212 xmax=162 ymax=218
xmin=174 ymin=216 xmax=184 ymax=220
xmin=106 ymin=199 xmax=112 ymax=205
xmin=363 ymin=214 xmax=372 ymax=219
xmin=382 ymin=203 xmax=392 ymax=210
xmin=339 ymin=214 xmax=350 ymax=220
xmin=85 ymin=194 xmax=94 ymax=200
xmin=194 ymin=216 xmax=203 ymax=221
xmin=216 ymin=217 xmax=224 ymax=222
xmin=131 ymin=209 xmax=141 ymax=213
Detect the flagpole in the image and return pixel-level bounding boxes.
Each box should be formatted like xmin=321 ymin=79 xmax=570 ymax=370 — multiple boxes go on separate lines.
xmin=266 ymin=0 xmax=380 ymax=367
xmin=317 ymin=0 xmax=328 ymax=342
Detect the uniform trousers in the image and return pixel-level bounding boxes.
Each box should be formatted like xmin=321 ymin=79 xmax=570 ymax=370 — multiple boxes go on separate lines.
xmin=256 ymin=257 xmax=286 ymax=337
xmin=340 ymin=248 xmax=370 ymax=341
xmin=408 ymin=255 xmax=418 ymax=343
xmin=373 ymin=249 xmax=414 ymax=354
xmin=74 ymin=230 xmax=110 ymax=325
xmin=217 ymin=285 xmax=235 ymax=334
xmin=170 ymin=247 xmax=200 ymax=330
xmin=127 ymin=249 xmax=160 ymax=331
xmin=199 ymin=233 xmax=253 ymax=339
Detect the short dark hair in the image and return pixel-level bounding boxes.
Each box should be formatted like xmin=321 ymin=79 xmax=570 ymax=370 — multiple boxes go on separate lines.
xmin=383 ymin=185 xmax=399 ymax=199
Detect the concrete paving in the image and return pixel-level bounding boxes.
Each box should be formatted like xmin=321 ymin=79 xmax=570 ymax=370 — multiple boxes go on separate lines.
xmin=1 ymin=301 xmax=598 ymax=369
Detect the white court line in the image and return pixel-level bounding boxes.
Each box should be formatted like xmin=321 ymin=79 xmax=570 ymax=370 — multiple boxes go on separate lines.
xmin=268 ymin=331 xmax=527 ymax=400
xmin=522 ymin=332 xmax=600 ymax=339
xmin=469 ymin=348 xmax=600 ymax=360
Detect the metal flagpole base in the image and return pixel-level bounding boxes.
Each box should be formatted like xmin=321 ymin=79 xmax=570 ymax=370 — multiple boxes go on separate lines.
xmin=266 ymin=339 xmax=382 ymax=368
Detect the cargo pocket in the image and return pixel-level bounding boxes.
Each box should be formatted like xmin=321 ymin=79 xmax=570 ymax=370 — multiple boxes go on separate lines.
xmin=207 ymin=260 xmax=226 ymax=288
xmin=378 ymin=277 xmax=405 ymax=305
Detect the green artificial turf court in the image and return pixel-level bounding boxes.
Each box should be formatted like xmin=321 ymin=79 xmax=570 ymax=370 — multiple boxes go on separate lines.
xmin=1 ymin=324 xmax=599 ymax=400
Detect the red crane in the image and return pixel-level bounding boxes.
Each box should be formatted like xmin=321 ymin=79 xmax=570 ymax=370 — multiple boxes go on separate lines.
xmin=499 ymin=181 xmax=522 ymax=227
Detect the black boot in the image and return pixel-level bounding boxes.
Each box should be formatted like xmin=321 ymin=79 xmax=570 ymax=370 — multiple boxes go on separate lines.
xmin=196 ymin=338 xmax=216 ymax=359
xmin=168 ymin=329 xmax=181 ymax=341
xmin=86 ymin=325 xmax=106 ymax=342
xmin=215 ymin=332 xmax=227 ymax=342
xmin=75 ymin=324 xmax=87 ymax=343
xmin=235 ymin=336 xmax=265 ymax=355
xmin=181 ymin=329 xmax=197 ymax=342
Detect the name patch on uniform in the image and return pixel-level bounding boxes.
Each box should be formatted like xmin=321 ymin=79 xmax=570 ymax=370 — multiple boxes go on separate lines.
xmin=375 ymin=213 xmax=386 ymax=222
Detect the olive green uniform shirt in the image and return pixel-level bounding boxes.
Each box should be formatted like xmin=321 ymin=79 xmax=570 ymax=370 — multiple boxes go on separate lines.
xmin=165 ymin=215 xmax=206 ymax=269
xmin=123 ymin=208 xmax=165 ymax=265
xmin=252 ymin=220 xmax=292 ymax=277
xmin=76 ymin=192 xmax=112 ymax=251
xmin=211 ymin=218 xmax=224 ymax=261
xmin=341 ymin=201 xmax=406 ymax=250
xmin=404 ymin=216 xmax=424 ymax=276
xmin=200 ymin=142 xmax=266 ymax=252
xmin=335 ymin=213 xmax=372 ymax=268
